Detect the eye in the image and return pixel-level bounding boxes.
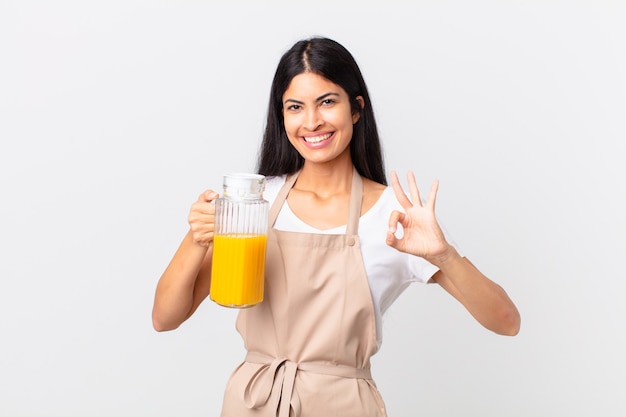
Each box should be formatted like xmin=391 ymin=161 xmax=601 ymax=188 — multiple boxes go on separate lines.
xmin=321 ymin=98 xmax=336 ymax=106
xmin=286 ymin=104 xmax=302 ymax=111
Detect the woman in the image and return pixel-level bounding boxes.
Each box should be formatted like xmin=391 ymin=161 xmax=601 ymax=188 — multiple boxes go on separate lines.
xmin=152 ymin=37 xmax=520 ymax=417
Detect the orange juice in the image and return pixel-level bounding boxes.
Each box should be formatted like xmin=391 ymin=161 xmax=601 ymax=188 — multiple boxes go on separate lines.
xmin=210 ymin=234 xmax=267 ymax=308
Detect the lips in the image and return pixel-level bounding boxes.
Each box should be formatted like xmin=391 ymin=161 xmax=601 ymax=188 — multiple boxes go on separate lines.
xmin=303 ymin=133 xmax=332 ymax=144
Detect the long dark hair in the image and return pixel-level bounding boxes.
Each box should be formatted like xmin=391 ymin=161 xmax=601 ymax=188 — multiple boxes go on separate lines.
xmin=256 ymin=37 xmax=387 ymax=185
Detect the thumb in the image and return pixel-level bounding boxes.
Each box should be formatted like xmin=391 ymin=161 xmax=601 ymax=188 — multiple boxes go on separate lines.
xmin=200 ymin=190 xmax=220 ymax=202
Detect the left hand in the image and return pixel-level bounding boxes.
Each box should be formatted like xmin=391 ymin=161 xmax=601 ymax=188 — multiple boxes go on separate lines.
xmin=386 ymin=171 xmax=451 ymax=264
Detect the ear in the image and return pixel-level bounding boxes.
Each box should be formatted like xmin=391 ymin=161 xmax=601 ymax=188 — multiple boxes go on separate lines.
xmin=352 ymin=96 xmax=365 ymax=124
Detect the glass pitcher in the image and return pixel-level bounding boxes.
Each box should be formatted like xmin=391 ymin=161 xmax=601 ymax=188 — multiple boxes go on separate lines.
xmin=210 ymin=173 xmax=269 ymax=308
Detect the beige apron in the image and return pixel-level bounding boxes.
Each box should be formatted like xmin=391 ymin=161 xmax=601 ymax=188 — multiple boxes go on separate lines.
xmin=220 ymin=168 xmax=386 ymax=417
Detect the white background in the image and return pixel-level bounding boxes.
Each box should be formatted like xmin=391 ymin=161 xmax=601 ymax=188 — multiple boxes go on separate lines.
xmin=1 ymin=1 xmax=625 ymax=416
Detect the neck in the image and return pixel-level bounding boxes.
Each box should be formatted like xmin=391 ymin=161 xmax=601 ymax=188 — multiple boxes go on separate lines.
xmin=295 ymin=159 xmax=354 ymax=196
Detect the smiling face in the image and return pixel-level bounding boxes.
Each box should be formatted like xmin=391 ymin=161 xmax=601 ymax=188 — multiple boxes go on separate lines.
xmin=282 ymin=72 xmax=363 ymax=166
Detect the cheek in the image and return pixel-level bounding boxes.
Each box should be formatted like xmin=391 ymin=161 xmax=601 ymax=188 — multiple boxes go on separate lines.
xmin=331 ymin=111 xmax=356 ymax=131
xmin=345 ymin=123 xmax=354 ymax=141
xmin=282 ymin=114 xmax=298 ymax=134
xmin=282 ymin=117 xmax=300 ymax=143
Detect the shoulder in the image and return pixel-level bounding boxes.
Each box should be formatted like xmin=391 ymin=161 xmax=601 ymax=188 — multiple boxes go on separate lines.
xmin=362 ymin=181 xmax=401 ymax=219
xmin=264 ymin=175 xmax=287 ymax=205
xmin=361 ymin=177 xmax=388 ymax=215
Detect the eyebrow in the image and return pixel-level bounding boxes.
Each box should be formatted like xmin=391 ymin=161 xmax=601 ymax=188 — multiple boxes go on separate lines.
xmin=283 ymin=92 xmax=341 ymax=105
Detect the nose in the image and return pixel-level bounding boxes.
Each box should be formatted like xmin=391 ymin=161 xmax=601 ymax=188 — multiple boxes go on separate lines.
xmin=303 ymin=107 xmax=322 ymax=131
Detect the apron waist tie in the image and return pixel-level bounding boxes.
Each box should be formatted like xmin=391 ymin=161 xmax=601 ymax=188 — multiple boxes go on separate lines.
xmin=243 ymin=352 xmax=373 ymax=417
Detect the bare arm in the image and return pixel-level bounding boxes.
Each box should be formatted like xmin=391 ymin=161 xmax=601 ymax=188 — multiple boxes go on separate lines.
xmin=151 ymin=190 xmax=219 ymax=331
xmin=386 ymin=171 xmax=520 ymax=335
xmin=430 ymin=251 xmax=520 ymax=335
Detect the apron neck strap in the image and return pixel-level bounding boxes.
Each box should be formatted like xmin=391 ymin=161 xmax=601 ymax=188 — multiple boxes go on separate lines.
xmin=347 ymin=167 xmax=363 ymax=235
xmin=268 ymin=171 xmax=299 ymax=226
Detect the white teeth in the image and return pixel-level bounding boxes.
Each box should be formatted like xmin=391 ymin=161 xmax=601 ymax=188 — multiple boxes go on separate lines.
xmin=304 ymin=133 xmax=331 ymax=143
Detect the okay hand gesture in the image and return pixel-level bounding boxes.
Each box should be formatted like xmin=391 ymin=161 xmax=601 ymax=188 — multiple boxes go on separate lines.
xmin=386 ymin=171 xmax=451 ymax=264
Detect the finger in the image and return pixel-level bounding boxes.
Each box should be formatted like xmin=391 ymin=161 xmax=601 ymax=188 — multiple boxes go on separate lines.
xmin=190 ymin=201 xmax=216 ymax=216
xmin=386 ymin=214 xmax=405 ymax=251
xmin=200 ymin=231 xmax=215 ymax=244
xmin=191 ymin=225 xmax=215 ymax=244
xmin=194 ymin=233 xmax=214 ymax=248
xmin=189 ymin=218 xmax=215 ymax=234
xmin=406 ymin=171 xmax=423 ymax=207
xmin=385 ymin=229 xmax=399 ymax=248
xmin=389 ymin=170 xmax=413 ymax=210
xmin=425 ymin=179 xmax=439 ymax=210
xmin=188 ymin=202 xmax=216 ymax=227
xmin=387 ymin=210 xmax=404 ymax=234
xmin=386 ymin=211 xmax=402 ymax=247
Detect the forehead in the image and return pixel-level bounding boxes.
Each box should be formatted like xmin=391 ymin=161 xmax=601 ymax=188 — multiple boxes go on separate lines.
xmin=283 ymin=72 xmax=347 ymax=100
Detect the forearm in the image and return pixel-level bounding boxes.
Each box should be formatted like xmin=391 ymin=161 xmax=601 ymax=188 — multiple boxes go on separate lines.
xmin=432 ymin=247 xmax=521 ymax=336
xmin=152 ymin=230 xmax=212 ymax=331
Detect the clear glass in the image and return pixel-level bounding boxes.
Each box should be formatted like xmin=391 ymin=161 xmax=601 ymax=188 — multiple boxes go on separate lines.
xmin=210 ymin=173 xmax=269 ymax=308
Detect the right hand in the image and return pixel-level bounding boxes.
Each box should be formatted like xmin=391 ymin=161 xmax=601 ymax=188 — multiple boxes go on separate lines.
xmin=188 ymin=190 xmax=220 ymax=248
